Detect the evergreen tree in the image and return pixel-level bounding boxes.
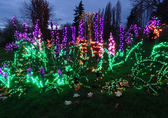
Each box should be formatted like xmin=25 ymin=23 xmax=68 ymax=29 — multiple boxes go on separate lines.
xmin=73 ymin=0 xmax=84 ymax=37
xmin=116 ymin=0 xmax=121 ymax=30
xmin=111 ymin=7 xmax=116 ymax=34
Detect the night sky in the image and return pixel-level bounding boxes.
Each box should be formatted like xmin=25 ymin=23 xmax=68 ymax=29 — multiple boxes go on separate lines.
xmin=0 ymin=0 xmax=132 ymax=28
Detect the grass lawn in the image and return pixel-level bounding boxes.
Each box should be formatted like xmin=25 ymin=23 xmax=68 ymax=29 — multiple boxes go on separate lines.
xmin=0 ymin=87 xmax=168 ymax=118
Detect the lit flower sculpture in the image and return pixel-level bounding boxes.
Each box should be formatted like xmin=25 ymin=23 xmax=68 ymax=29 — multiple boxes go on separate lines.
xmin=144 ymin=16 xmax=162 ymax=40
xmin=108 ymin=32 xmax=116 ymax=56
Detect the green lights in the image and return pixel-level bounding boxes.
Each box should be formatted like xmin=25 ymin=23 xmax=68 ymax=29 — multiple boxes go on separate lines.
xmin=1 ymin=16 xmax=168 ymax=97
xmin=1 ymin=37 xmax=168 ymax=96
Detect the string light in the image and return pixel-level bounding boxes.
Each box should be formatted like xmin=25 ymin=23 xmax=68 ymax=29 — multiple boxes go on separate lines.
xmin=144 ymin=16 xmax=162 ymax=40
xmin=108 ymin=32 xmax=116 ymax=56
xmin=71 ymin=26 xmax=76 ymax=45
xmin=119 ymin=25 xmax=124 ymax=51
xmin=62 ymin=27 xmax=67 ymax=49
xmin=0 ymin=16 xmax=168 ymax=97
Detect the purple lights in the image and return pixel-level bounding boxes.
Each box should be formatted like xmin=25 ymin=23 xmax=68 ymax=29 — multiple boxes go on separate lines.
xmin=71 ymin=26 xmax=76 ymax=45
xmin=12 ymin=17 xmax=16 ymax=27
xmin=62 ymin=27 xmax=67 ymax=49
xmin=125 ymin=24 xmax=141 ymax=44
xmin=58 ymin=69 xmax=62 ymax=76
xmin=40 ymin=68 xmax=45 ymax=78
xmin=33 ymin=19 xmax=40 ymax=38
xmin=27 ymin=67 xmax=32 ymax=72
xmin=27 ymin=67 xmax=33 ymax=76
xmin=79 ymin=18 xmax=85 ymax=39
xmin=5 ymin=42 xmax=18 ymax=51
xmin=94 ymin=13 xmax=99 ymax=42
xmin=143 ymin=16 xmax=160 ymax=35
xmin=50 ymin=21 xmax=55 ymax=39
xmin=119 ymin=25 xmax=124 ymax=51
xmin=0 ymin=66 xmax=8 ymax=78
xmin=99 ymin=18 xmax=104 ymax=43
xmin=24 ymin=23 xmax=28 ymax=32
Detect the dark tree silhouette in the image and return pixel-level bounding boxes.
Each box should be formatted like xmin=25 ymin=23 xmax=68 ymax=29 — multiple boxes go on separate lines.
xmin=0 ymin=18 xmax=24 ymax=46
xmin=25 ymin=0 xmax=51 ymax=40
xmin=111 ymin=7 xmax=116 ymax=33
xmin=73 ymin=0 xmax=84 ymax=37
xmin=103 ymin=2 xmax=112 ymax=42
xmin=116 ymin=0 xmax=121 ymax=30
xmin=103 ymin=1 xmax=122 ymax=42
xmin=127 ymin=0 xmax=168 ymax=28
xmin=127 ymin=6 xmax=143 ymax=27
xmin=128 ymin=0 xmax=162 ymax=27
xmin=154 ymin=0 xmax=168 ymax=24
xmin=131 ymin=0 xmax=161 ymax=9
xmin=98 ymin=8 xmax=104 ymax=18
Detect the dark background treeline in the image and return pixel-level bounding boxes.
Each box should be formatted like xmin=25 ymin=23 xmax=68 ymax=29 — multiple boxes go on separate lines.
xmin=0 ymin=0 xmax=167 ymax=47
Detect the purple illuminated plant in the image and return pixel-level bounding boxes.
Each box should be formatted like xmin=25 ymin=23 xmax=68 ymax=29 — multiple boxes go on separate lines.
xmin=125 ymin=24 xmax=141 ymax=44
xmin=99 ymin=18 xmax=104 ymax=43
xmin=50 ymin=21 xmax=55 ymax=39
xmin=33 ymin=19 xmax=40 ymax=38
xmin=120 ymin=25 xmax=124 ymax=51
xmin=0 ymin=67 xmax=8 ymax=78
xmin=143 ymin=16 xmax=160 ymax=35
xmin=79 ymin=18 xmax=85 ymax=39
xmin=3 ymin=72 xmax=8 ymax=78
xmin=0 ymin=68 xmax=3 ymax=75
xmin=24 ymin=23 xmax=28 ymax=32
xmin=94 ymin=13 xmax=99 ymax=42
xmin=5 ymin=41 xmax=18 ymax=51
xmin=27 ymin=67 xmax=32 ymax=72
xmin=27 ymin=67 xmax=33 ymax=76
xmin=12 ymin=17 xmax=16 ymax=27
xmin=62 ymin=27 xmax=67 ymax=49
xmin=58 ymin=69 xmax=62 ymax=76
xmin=3 ymin=64 xmax=8 ymax=68
xmin=40 ymin=68 xmax=45 ymax=78
xmin=71 ymin=26 xmax=76 ymax=45
xmin=54 ymin=44 xmax=61 ymax=55
xmin=55 ymin=24 xmax=59 ymax=40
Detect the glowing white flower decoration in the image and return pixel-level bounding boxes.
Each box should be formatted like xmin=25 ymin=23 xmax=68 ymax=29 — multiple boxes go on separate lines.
xmin=73 ymin=93 xmax=80 ymax=98
xmin=115 ymin=91 xmax=122 ymax=97
xmin=87 ymin=92 xmax=93 ymax=98
xmin=64 ymin=100 xmax=72 ymax=105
